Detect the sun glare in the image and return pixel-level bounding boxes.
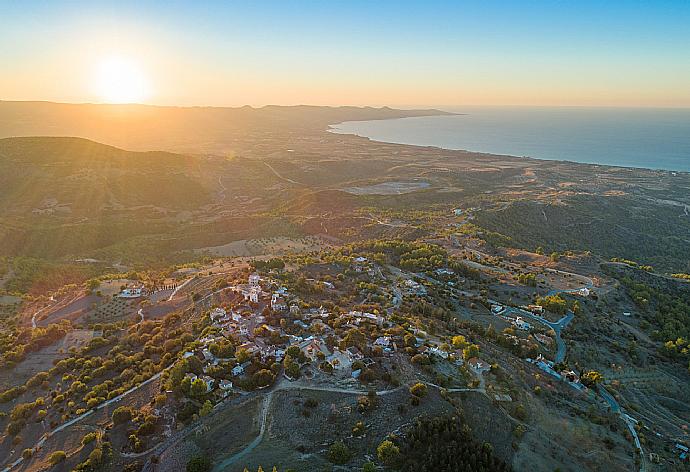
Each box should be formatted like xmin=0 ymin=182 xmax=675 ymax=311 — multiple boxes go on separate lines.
xmin=94 ymin=56 xmax=150 ymax=104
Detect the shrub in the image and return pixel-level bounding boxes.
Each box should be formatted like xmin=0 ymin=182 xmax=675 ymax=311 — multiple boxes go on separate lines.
xmin=48 ymin=450 xmax=67 ymax=465
xmin=409 ymin=382 xmax=428 ymax=398
xmin=377 ymin=439 xmax=401 ymax=466
xmin=82 ymin=431 xmax=98 ymax=445
xmin=112 ymin=406 xmax=133 ymax=425
xmin=327 ymin=440 xmax=351 ymax=464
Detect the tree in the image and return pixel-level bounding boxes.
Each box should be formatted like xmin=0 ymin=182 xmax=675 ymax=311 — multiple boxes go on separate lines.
xmin=236 ymin=348 xmax=250 ymax=363
xmin=48 ymin=451 xmax=67 ymax=465
xmin=252 ymin=369 xmax=275 ymax=388
xmin=112 ymin=406 xmax=133 ymax=425
xmin=327 ymin=440 xmax=351 ymax=464
xmin=377 ymin=439 xmax=401 ymax=466
xmin=190 ymin=378 xmax=208 ymax=399
xmin=186 ymin=455 xmax=211 ymax=472
xmin=409 ymin=382 xmax=428 ymax=398
xmin=451 ymin=335 xmax=467 ymax=349
xmin=462 ymin=343 xmax=480 ymax=360
xmin=581 ymin=370 xmax=604 ymax=388
xmin=199 ymin=400 xmax=213 ymax=417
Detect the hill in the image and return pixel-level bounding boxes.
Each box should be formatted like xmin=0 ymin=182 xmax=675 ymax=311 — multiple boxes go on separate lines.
xmin=0 ymin=101 xmax=451 ymax=155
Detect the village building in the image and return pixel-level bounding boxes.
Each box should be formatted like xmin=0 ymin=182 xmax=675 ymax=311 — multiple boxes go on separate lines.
xmin=249 ymin=273 xmax=261 ymax=286
xmin=467 ymin=357 xmax=491 ymax=373
xmin=119 ymin=287 xmax=145 ymax=298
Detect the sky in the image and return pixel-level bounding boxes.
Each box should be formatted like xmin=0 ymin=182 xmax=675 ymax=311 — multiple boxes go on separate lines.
xmin=2 ymin=0 xmax=690 ymax=108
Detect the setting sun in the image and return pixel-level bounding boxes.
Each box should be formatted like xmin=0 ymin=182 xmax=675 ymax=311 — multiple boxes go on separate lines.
xmin=93 ymin=56 xmax=150 ymax=104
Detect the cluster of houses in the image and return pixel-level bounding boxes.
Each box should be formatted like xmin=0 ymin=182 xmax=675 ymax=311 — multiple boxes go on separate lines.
xmin=175 ymin=272 xmax=411 ymax=393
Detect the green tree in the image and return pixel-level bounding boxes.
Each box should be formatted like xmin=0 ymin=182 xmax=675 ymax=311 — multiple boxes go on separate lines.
xmin=327 ymin=440 xmax=351 ymax=464
xmin=377 ymin=439 xmax=401 ymax=466
xmin=112 ymin=406 xmax=133 ymax=425
xmin=48 ymin=451 xmax=67 ymax=465
xmin=462 ymin=343 xmax=480 ymax=360
xmin=190 ymin=378 xmax=208 ymax=399
xmin=199 ymin=400 xmax=213 ymax=417
xmin=409 ymin=382 xmax=428 ymax=398
xmin=581 ymin=370 xmax=604 ymax=388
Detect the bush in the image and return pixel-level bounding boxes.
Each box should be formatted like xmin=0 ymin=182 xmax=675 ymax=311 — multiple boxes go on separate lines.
xmin=82 ymin=431 xmax=98 ymax=445
xmin=327 ymin=440 xmax=351 ymax=464
xmin=112 ymin=406 xmax=133 ymax=425
xmin=22 ymin=448 xmax=33 ymax=459
xmin=377 ymin=439 xmax=401 ymax=466
xmin=409 ymin=382 xmax=428 ymax=398
xmin=48 ymin=450 xmax=67 ymax=465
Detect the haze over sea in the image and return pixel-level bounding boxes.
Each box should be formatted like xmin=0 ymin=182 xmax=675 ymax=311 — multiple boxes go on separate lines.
xmin=331 ymin=107 xmax=690 ymax=172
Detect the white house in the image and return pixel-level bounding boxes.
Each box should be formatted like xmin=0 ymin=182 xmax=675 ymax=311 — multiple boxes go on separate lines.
xmin=249 ymin=273 xmax=261 ymax=286
xmin=119 ymin=287 xmax=145 ymax=298
xmin=527 ymin=304 xmax=544 ymax=314
xmin=513 ymin=316 xmax=531 ymax=330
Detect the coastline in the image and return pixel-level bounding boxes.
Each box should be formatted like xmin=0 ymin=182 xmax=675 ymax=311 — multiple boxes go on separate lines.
xmin=328 ymin=112 xmax=690 ymax=174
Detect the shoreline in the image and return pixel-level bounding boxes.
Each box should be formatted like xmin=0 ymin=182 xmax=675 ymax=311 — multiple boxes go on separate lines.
xmin=328 ymin=114 xmax=690 ymax=174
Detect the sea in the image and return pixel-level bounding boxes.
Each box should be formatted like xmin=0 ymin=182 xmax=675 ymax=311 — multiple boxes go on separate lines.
xmin=330 ymin=107 xmax=690 ymax=172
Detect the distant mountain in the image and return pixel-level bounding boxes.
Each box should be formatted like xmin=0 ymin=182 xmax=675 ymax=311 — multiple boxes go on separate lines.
xmin=0 ymin=136 xmax=211 ymax=215
xmin=0 ymin=101 xmax=452 ymax=154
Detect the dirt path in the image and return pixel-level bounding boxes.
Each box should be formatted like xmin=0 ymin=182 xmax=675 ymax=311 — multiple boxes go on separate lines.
xmin=263 ymin=161 xmax=302 ymax=185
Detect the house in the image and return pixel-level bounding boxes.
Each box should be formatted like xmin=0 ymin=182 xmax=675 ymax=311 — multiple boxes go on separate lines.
xmin=210 ymin=307 xmax=227 ymax=321
xmin=534 ymin=333 xmax=553 ymax=345
xmin=467 ymin=357 xmax=491 ymax=373
xmin=218 ymin=379 xmax=233 ymax=396
xmin=293 ymin=320 xmax=309 ymax=329
xmin=201 ymin=375 xmax=214 ymax=392
xmin=491 ymin=304 xmax=505 ymax=315
xmin=373 ymin=336 xmax=391 ymax=348
xmin=346 ymin=346 xmax=364 ymax=360
xmin=513 ymin=316 xmax=531 ymax=330
xmin=453 ymin=208 xmax=463 ymax=216
xmin=527 ymin=304 xmax=544 ymax=314
xmin=435 ymin=268 xmax=455 ymax=276
xmin=563 ymin=370 xmax=580 ymax=383
xmin=231 ymin=364 xmax=245 ymax=376
xmin=201 ymin=348 xmax=215 ymax=362
xmin=290 ymin=304 xmax=300 ymax=316
xmin=428 ymin=346 xmax=449 ymax=359
xmin=577 ymin=287 xmax=590 ymax=297
xmin=300 ymin=338 xmax=331 ymax=360
xmin=249 ymin=273 xmax=261 ymax=286
xmin=249 ymin=287 xmax=260 ymax=303
xmin=119 ymin=287 xmax=145 ymax=298
xmin=271 ymin=294 xmax=287 ymax=311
